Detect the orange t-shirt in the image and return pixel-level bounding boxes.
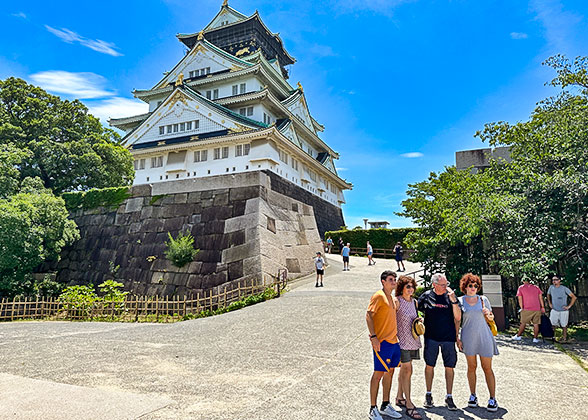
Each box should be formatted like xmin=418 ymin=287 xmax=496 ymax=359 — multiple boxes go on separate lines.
xmin=367 ymin=290 xmax=398 ymax=344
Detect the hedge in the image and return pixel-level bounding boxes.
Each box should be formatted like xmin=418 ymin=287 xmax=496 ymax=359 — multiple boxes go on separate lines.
xmin=62 ymin=187 xmax=131 ymax=211
xmin=324 ymin=228 xmax=418 ymax=250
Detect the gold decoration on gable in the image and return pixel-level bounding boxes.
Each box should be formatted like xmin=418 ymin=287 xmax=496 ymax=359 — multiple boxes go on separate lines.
xmin=197 ymin=31 xmax=204 ymax=41
xmin=235 ymin=47 xmax=250 ymax=57
xmin=175 ymin=73 xmax=184 ymax=86
xmin=229 ymin=123 xmax=251 ymax=133
xmin=229 ymin=64 xmax=241 ymax=72
xmin=193 ymin=44 xmax=206 ymax=54
xmin=167 ymin=91 xmax=188 ymax=109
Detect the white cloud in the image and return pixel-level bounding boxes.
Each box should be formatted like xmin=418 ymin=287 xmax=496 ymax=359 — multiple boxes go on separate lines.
xmin=45 ymin=25 xmax=123 ymax=57
xmin=12 ymin=12 xmax=27 ymax=19
xmin=510 ymin=32 xmax=528 ymax=39
xmin=308 ymin=44 xmax=337 ymax=57
xmin=336 ymin=167 xmax=348 ymax=171
xmin=530 ymin=0 xmax=582 ymax=52
xmin=400 ymin=152 xmax=423 ymax=158
xmin=332 ymin=0 xmax=415 ymax=16
xmin=30 ymin=71 xmax=114 ymax=99
xmin=86 ymin=98 xmax=149 ymax=124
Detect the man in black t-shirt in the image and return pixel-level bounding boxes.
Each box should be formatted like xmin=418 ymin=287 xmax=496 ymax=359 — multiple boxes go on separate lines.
xmin=417 ymin=273 xmax=462 ymax=411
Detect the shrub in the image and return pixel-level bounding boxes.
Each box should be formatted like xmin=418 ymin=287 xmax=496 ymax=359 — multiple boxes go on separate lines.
xmin=324 ymin=227 xmax=418 ymax=250
xmin=59 ymin=284 xmax=98 ymax=317
xmin=62 ymin=187 xmax=131 ymax=211
xmin=98 ymin=279 xmax=128 ymax=302
xmin=165 ymin=231 xmax=199 ymax=268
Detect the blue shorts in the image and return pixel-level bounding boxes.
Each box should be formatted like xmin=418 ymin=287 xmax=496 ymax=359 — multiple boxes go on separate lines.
xmin=373 ymin=340 xmax=401 ymax=372
xmin=368 ymin=252 xmax=373 ymax=256
xmin=423 ymin=338 xmax=457 ymax=368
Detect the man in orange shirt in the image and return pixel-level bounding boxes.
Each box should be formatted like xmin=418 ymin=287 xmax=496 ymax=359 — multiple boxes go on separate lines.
xmin=366 ymin=270 xmax=403 ymax=420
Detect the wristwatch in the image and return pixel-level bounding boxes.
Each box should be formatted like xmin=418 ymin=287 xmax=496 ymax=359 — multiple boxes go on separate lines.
xmin=370 ymin=334 xmax=377 ymax=339
xmin=451 ymin=300 xmax=459 ymax=305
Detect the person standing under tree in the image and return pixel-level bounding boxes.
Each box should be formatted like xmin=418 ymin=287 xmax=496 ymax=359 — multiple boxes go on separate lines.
xmin=512 ymin=278 xmax=545 ymax=343
xmin=326 ymin=237 xmax=333 ymax=254
xmin=394 ymin=242 xmax=405 ymax=272
xmin=547 ymin=275 xmax=577 ymax=343
xmin=366 ymin=271 xmax=403 ymax=420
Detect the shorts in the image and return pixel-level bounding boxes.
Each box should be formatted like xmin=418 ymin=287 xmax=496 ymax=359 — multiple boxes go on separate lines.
xmin=368 ymin=252 xmax=373 ymax=256
xmin=316 ymin=269 xmax=324 ymax=275
xmin=520 ymin=310 xmax=541 ymax=325
xmin=400 ymin=349 xmax=420 ymax=363
xmin=423 ymin=338 xmax=457 ymax=368
xmin=342 ymin=256 xmax=349 ymax=263
xmin=395 ymin=255 xmax=403 ymax=262
xmin=550 ymin=310 xmax=569 ymax=327
xmin=373 ymin=340 xmax=401 ymax=372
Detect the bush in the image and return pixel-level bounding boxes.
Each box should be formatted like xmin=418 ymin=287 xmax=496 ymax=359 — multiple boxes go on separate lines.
xmin=62 ymin=187 xmax=131 ymax=211
xmin=324 ymin=228 xmax=418 ymax=250
xmin=59 ymin=284 xmax=98 ymax=317
xmin=98 ymin=279 xmax=128 ymax=302
xmin=165 ymin=231 xmax=199 ymax=268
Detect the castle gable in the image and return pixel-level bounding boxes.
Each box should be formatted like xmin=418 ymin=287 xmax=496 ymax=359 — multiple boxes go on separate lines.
xmin=282 ymin=91 xmax=315 ymax=134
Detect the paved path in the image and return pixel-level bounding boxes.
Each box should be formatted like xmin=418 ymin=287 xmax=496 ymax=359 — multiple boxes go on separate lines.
xmin=0 ymin=255 xmax=586 ymax=419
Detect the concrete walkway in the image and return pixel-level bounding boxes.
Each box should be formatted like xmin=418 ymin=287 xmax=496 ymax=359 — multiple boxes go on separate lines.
xmin=0 ymin=255 xmax=586 ymax=419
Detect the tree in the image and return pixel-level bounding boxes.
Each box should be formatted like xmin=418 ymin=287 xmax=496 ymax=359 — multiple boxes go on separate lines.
xmin=400 ymin=55 xmax=588 ymax=290
xmin=0 ymin=77 xmax=134 ymax=193
xmin=0 ymin=177 xmax=79 ymax=297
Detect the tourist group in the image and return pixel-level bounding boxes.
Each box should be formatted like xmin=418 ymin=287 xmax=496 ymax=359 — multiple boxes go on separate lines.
xmin=366 ymin=272 xmax=499 ymax=420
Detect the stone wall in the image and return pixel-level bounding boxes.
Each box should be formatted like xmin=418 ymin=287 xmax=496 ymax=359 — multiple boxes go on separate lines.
xmin=53 ymin=171 xmax=324 ymax=296
xmin=264 ymin=170 xmax=345 ymax=237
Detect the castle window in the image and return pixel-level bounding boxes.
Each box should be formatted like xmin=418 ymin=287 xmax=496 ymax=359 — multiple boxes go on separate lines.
xmin=173 ymin=124 xmax=178 ymax=133
xmin=180 ymin=122 xmax=185 ymax=131
xmin=159 ymin=126 xmax=165 ymax=135
xmin=151 ymin=156 xmax=163 ymax=168
xmin=213 ymin=89 xmax=219 ymax=99
xmin=222 ymin=146 xmax=229 ymax=159
xmin=194 ymin=120 xmax=200 ymax=129
xmin=244 ymin=144 xmax=250 ymax=155
xmin=206 ymin=67 xmax=211 ymax=74
xmin=206 ymin=91 xmax=212 ymax=99
xmin=134 ymin=159 xmax=145 ymax=170
xmin=232 ymin=85 xmax=238 ymax=95
xmin=263 ymin=112 xmax=271 ymax=125
xmin=239 ymin=107 xmax=246 ymax=116
xmin=194 ymin=150 xmax=207 ymax=162
xmin=291 ymin=158 xmax=298 ymax=171
xmin=186 ymin=121 xmax=192 ymax=130
xmin=214 ymin=148 xmax=221 ymax=160
xmin=239 ymin=83 xmax=246 ymax=94
xmin=235 ymin=145 xmax=243 ymax=157
xmin=247 ymin=106 xmax=253 ymax=116
xmin=167 ymin=125 xmax=172 ymax=134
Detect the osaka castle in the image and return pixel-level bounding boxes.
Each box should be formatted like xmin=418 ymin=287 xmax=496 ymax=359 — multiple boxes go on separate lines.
xmin=109 ymin=0 xmax=351 ymax=210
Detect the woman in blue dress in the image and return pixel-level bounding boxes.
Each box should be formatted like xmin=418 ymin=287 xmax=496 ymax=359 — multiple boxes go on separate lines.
xmin=458 ymin=273 xmax=499 ymax=412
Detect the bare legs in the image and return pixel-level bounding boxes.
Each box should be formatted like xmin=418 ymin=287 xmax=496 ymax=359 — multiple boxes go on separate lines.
xmin=370 ymin=370 xmax=394 ymax=406
xmin=466 ymin=355 xmax=496 ymax=398
xmin=425 ymin=365 xmax=454 ymax=394
xmin=424 ymin=365 xmax=434 ymax=393
xmin=396 ymin=361 xmax=414 ymax=407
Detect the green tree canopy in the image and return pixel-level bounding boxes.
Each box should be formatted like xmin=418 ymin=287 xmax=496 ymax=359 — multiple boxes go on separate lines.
xmin=0 ymin=77 xmax=134 ymax=193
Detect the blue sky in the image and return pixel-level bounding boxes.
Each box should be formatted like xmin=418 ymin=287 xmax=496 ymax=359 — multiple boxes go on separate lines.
xmin=2 ymin=0 xmax=587 ymax=228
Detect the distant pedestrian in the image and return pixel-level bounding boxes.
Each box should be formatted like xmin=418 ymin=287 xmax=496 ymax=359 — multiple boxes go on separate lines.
xmin=342 ymin=243 xmax=351 ymax=271
xmin=394 ymin=242 xmax=405 ymax=272
xmin=338 ymin=237 xmax=344 ymax=253
xmin=367 ymin=241 xmax=376 ymax=265
xmin=512 ymin=278 xmax=545 ymax=343
xmin=458 ymin=273 xmax=499 ymax=412
xmin=366 ymin=271 xmax=403 ymax=420
xmin=326 ymin=237 xmax=333 ymax=254
xmin=417 ymin=273 xmax=461 ymax=411
xmin=547 ymin=275 xmax=577 ymax=343
xmin=395 ymin=275 xmax=423 ymax=419
xmin=314 ymin=252 xmax=325 ymax=287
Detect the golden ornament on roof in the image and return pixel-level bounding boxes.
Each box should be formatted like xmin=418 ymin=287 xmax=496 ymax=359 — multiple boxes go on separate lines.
xmin=222 ymin=0 xmax=228 ymax=6
xmin=197 ymin=31 xmax=204 ymax=41
xmin=297 ymin=81 xmax=303 ymax=92
xmin=175 ymin=73 xmax=184 ymax=86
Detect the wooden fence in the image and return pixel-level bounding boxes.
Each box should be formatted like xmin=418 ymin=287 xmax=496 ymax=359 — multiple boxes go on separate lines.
xmin=328 ymin=246 xmax=415 ymax=260
xmin=0 ymin=278 xmax=286 ymax=323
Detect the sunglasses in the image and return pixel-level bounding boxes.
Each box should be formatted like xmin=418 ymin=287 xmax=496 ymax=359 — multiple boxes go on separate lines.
xmin=405 ymin=285 xmax=415 ymax=289
xmin=467 ymin=284 xmax=478 ymax=289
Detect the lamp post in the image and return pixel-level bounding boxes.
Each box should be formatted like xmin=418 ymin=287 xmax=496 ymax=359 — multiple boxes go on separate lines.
xmin=363 ymin=218 xmax=368 ymax=230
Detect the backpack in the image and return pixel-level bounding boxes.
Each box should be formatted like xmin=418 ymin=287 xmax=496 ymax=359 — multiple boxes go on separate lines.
xmin=539 ymin=314 xmax=554 ymax=339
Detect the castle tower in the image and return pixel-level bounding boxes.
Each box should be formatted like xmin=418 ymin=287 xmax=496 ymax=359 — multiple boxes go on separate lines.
xmin=109 ymin=1 xmax=351 ymax=233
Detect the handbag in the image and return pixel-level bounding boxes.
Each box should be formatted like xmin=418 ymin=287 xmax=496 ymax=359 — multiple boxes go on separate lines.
xmin=411 ymin=300 xmax=425 ymax=339
xmin=481 ymin=297 xmax=498 ymax=336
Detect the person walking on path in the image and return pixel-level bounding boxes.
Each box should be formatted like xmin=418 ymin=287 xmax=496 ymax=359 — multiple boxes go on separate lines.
xmin=367 ymin=241 xmax=376 ymax=266
xmin=338 ymin=237 xmax=344 ymax=254
xmin=547 ymin=275 xmax=577 ymax=343
xmin=394 ymin=242 xmax=405 ymax=272
xmin=512 ymin=278 xmax=545 ymax=343
xmin=417 ymin=273 xmax=462 ymax=411
xmin=394 ymin=275 xmax=423 ymax=419
xmin=314 ymin=252 xmax=325 ymax=288
xmin=366 ymin=271 xmax=403 ymax=420
xmin=342 ymin=243 xmax=351 ymax=271
xmin=326 ymin=237 xmax=333 ymax=254
xmin=457 ymin=273 xmax=499 ymax=412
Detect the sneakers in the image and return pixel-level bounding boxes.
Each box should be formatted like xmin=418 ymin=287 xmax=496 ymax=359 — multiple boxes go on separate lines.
xmin=380 ymin=403 xmax=402 ymax=419
xmin=424 ymin=393 xmax=434 ymax=408
xmin=468 ymin=394 xmax=478 ymax=408
xmin=487 ymin=397 xmax=498 ymax=412
xmin=532 ymin=338 xmax=540 ymax=343
xmin=369 ymin=406 xmax=384 ymax=420
xmin=512 ymin=335 xmax=522 ymax=341
xmin=445 ymin=396 xmax=457 ymax=411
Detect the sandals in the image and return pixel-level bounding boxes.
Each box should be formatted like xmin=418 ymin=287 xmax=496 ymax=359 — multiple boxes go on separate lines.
xmin=396 ymin=399 xmax=406 ymax=408
xmin=406 ymin=407 xmax=422 ymax=419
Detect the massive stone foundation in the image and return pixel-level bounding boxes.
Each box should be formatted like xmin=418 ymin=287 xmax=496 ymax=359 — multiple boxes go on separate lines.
xmin=54 ymin=171 xmax=339 ymax=296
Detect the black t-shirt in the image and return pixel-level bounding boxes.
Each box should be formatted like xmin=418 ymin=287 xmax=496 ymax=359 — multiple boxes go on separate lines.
xmin=417 ymin=290 xmax=457 ymax=342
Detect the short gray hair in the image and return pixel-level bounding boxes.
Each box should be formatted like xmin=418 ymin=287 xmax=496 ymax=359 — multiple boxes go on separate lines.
xmin=431 ymin=273 xmax=447 ymax=284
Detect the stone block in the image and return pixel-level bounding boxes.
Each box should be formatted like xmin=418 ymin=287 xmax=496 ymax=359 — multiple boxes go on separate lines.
xmin=286 ymin=258 xmax=301 ymax=273
xmin=228 ymin=261 xmax=243 ymax=281
xmin=201 ymin=190 xmax=213 ymax=199
xmin=232 ymin=200 xmax=246 ymax=217
xmin=163 ymin=217 xmax=184 ymax=232
xmin=201 ymin=206 xmax=232 ymax=222
xmin=131 ymin=184 xmax=152 ymax=197
xmin=141 ymin=206 xmax=154 ymax=219
xmin=266 ymin=216 xmax=276 ymax=233
xmin=223 ymin=241 xmax=259 ymax=264
xmin=213 ymin=192 xmax=229 ymax=207
xmin=170 ymin=203 xmax=195 ymax=218
xmin=229 ymin=186 xmax=260 ymax=202
xmin=174 ymin=193 xmax=188 ymax=204
xmin=202 ymin=220 xmax=225 ymax=235
xmin=224 ymin=213 xmax=259 ymax=233
xmin=187 ymin=261 xmax=202 ymax=274
xmin=187 ymin=191 xmax=201 ymax=203
xmin=125 ymin=197 xmax=143 ymax=213
xmin=221 ymin=230 xmax=246 ymax=248
xmin=187 ymin=274 xmax=202 ymax=289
